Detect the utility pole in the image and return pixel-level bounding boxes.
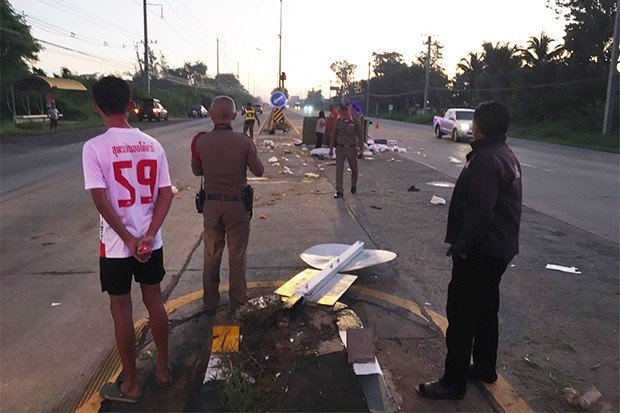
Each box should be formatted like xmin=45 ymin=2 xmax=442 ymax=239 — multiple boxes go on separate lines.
xmin=237 ymin=62 xmax=239 ymax=79
xmin=603 ymin=0 xmax=620 ymax=134
xmin=278 ymin=0 xmax=283 ymax=89
xmin=366 ymin=61 xmax=371 ymax=115
xmin=216 ymin=38 xmax=220 ymax=90
xmin=423 ymin=35 xmax=431 ymax=115
xmin=143 ymin=0 xmax=149 ymax=94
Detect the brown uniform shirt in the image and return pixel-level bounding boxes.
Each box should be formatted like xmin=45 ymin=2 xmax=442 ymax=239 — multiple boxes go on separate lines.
xmin=191 ymin=124 xmax=264 ymax=195
xmin=332 ymin=116 xmax=363 ymax=149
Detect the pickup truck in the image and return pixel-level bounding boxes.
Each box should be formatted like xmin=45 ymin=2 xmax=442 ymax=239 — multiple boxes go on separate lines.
xmin=433 ymin=108 xmax=474 ymax=142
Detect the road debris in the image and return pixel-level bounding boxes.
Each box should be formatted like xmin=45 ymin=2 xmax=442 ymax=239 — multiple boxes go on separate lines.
xmin=346 ymin=328 xmax=375 ymax=363
xmin=426 ymin=181 xmax=455 ymax=188
xmin=259 ymin=215 xmax=268 ymax=219
xmin=430 ymin=195 xmax=446 ymax=205
xmin=263 ymin=140 xmax=275 ymax=149
xmin=408 ymin=185 xmax=420 ymax=192
xmin=138 ymin=349 xmax=154 ymax=360
xmin=283 ymin=166 xmax=294 ymax=176
xmin=370 ymin=205 xmax=382 ymax=210
xmin=564 ymin=386 xmax=602 ymax=409
xmin=304 ymin=173 xmax=319 ymax=179
xmin=268 ymin=156 xmax=278 ymax=164
xmin=546 ymin=264 xmax=582 ymax=274
xmin=293 ymin=139 xmax=303 ymax=146
xmin=51 ymin=302 xmax=61 ymax=307
xmin=449 ymin=157 xmax=462 ymax=164
xmin=171 ymin=185 xmax=179 ymax=194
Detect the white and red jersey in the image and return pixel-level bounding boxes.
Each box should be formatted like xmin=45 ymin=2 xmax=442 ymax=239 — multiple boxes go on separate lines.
xmin=82 ymin=127 xmax=172 ymax=258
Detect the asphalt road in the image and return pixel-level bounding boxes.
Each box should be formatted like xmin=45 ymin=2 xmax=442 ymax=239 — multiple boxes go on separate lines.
xmin=361 ymin=117 xmax=620 ymax=243
xmin=0 ymin=110 xmax=617 ymax=411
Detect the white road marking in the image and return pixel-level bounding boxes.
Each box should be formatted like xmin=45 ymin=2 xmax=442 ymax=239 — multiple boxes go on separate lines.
xmin=521 ymin=163 xmax=537 ymax=169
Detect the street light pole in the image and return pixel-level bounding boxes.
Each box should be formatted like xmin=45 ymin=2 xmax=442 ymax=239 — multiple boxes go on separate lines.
xmin=366 ymin=61 xmax=371 ymax=115
xmin=143 ymin=0 xmax=150 ymax=94
xmin=423 ymin=35 xmax=431 ymax=115
xmin=278 ymin=0 xmax=283 ymax=89
xmin=602 ymin=0 xmax=619 ymax=134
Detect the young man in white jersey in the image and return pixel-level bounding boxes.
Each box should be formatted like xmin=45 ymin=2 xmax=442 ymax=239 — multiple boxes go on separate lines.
xmin=82 ymin=76 xmax=174 ymax=403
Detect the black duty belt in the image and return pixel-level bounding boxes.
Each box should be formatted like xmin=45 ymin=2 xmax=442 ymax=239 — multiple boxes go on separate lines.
xmin=337 ymin=144 xmax=357 ymax=148
xmin=206 ymin=194 xmax=246 ymax=202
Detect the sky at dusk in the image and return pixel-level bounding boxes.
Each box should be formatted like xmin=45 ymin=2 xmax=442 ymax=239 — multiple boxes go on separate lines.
xmin=12 ymin=0 xmax=568 ymax=100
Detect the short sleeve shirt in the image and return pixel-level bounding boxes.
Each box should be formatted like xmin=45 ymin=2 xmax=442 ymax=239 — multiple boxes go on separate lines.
xmin=82 ymin=127 xmax=172 ymax=258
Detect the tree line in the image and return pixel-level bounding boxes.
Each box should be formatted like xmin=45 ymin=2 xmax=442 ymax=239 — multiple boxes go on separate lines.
xmin=327 ymin=0 xmax=617 ymax=132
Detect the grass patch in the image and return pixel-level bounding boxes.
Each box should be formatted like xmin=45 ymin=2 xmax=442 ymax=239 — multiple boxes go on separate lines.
xmin=0 ymin=117 xmax=102 ymax=137
xmin=510 ymin=122 xmax=619 ymax=153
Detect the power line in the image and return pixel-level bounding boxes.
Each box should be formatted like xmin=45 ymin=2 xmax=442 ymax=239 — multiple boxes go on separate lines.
xmin=26 ymin=15 xmax=130 ymax=49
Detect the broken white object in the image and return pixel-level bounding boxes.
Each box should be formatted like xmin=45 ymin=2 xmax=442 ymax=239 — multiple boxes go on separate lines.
xmin=426 ymin=181 xmax=455 ymax=188
xmin=387 ymin=139 xmax=398 ymax=146
xmin=546 ymin=264 xmax=582 ymax=274
xmin=301 ymin=147 xmax=309 ymax=152
xmin=171 ymin=185 xmax=179 ymax=194
xmin=51 ymin=302 xmax=61 ymax=307
xmin=304 ymin=173 xmax=319 ymax=179
xmin=293 ymin=139 xmax=302 ymax=145
xmin=268 ymin=156 xmax=278 ymax=163
xmin=283 ymin=166 xmax=294 ymax=175
xmin=282 ymin=157 xmax=289 ymax=162
xmin=204 ymin=355 xmax=226 ymax=382
xmin=430 ymin=195 xmax=446 ymax=205
xmin=338 ymin=330 xmax=383 ymax=376
xmin=263 ymin=140 xmax=275 ymax=148
xmin=449 ymin=157 xmax=462 ymax=164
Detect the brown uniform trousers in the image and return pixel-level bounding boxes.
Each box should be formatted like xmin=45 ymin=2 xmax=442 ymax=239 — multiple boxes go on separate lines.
xmin=202 ymin=201 xmax=250 ymax=312
xmin=336 ymin=146 xmax=359 ymax=192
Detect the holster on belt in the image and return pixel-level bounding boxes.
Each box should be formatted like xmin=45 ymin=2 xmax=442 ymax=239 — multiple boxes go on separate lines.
xmin=195 ymin=177 xmax=206 ymax=214
xmin=243 ymin=185 xmax=254 ymax=219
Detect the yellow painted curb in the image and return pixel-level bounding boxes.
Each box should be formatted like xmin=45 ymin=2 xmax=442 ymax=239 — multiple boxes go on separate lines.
xmin=74 ymin=280 xmax=531 ymax=413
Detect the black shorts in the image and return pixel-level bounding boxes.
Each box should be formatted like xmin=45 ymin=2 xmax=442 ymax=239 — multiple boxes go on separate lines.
xmin=99 ymin=248 xmax=166 ymax=295
xmin=50 ymin=118 xmax=58 ymax=127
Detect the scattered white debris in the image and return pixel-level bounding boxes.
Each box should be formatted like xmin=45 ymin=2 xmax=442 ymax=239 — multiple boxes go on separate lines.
xmin=430 ymin=195 xmax=447 ymax=205
xmin=564 ymin=386 xmax=602 ymax=409
xmin=304 ymin=173 xmax=320 ymax=179
xmin=282 ymin=157 xmax=289 ymax=162
xmin=387 ymin=139 xmax=398 ymax=145
xmin=388 ymin=158 xmax=395 ymax=162
xmin=268 ymin=156 xmax=278 ymax=164
xmin=265 ymin=355 xmax=270 ymax=360
xmin=310 ymin=148 xmax=335 ymax=158
xmin=171 ymin=185 xmax=179 ymax=194
xmin=283 ymin=166 xmax=294 ymax=176
xmin=204 ymin=355 xmax=226 ymax=382
xmin=449 ymin=157 xmax=462 ymax=164
xmin=275 ymin=372 xmax=281 ymax=378
xmin=51 ymin=302 xmax=61 ymax=307
xmin=263 ymin=140 xmax=275 ymax=149
xmin=293 ymin=139 xmax=303 ymax=146
xmin=302 ymin=162 xmax=308 ymax=166
xmin=363 ymin=150 xmax=373 ymax=157
xmin=510 ymin=264 xmax=516 ymax=267
xmin=426 ymin=181 xmax=455 ymax=188
xmin=289 ymin=338 xmax=294 ymax=343
xmin=424 ymin=302 xmax=432 ymax=306
xmin=546 ymin=264 xmax=582 ymax=274
xmin=301 ymin=147 xmax=309 ymax=152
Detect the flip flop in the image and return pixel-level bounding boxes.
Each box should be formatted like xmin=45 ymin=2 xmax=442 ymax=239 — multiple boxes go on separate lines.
xmin=100 ymin=382 xmax=142 ymax=404
xmin=154 ymin=364 xmax=173 ymax=388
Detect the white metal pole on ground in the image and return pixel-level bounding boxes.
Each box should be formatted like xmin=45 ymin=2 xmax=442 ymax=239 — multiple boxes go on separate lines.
xmin=423 ymin=35 xmax=431 ymax=115
xmin=602 ymin=0 xmax=620 ymax=134
xmin=366 ymin=61 xmax=371 ymax=114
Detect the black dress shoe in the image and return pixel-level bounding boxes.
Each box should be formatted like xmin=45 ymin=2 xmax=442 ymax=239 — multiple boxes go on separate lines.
xmin=350 ymin=187 xmax=357 ymax=194
xmin=334 ymin=192 xmax=344 ymax=199
xmin=416 ymin=380 xmax=466 ymax=400
xmin=466 ymin=365 xmax=498 ymax=383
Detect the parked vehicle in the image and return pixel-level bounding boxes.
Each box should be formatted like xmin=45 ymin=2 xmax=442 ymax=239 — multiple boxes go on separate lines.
xmin=187 ymin=104 xmax=208 ymax=118
xmin=433 ymin=108 xmax=474 ymax=142
xmin=135 ymin=98 xmax=168 ymax=122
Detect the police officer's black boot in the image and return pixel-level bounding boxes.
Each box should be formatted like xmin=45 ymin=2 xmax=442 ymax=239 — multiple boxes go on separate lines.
xmin=351 ymin=187 xmax=357 ymax=194
xmin=334 ymin=191 xmax=344 ymax=199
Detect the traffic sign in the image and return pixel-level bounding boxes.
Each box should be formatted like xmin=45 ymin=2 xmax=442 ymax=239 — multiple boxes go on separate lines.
xmin=270 ymin=91 xmax=287 ymax=109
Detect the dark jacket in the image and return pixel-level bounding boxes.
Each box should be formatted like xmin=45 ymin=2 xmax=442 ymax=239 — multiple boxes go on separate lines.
xmin=445 ymin=135 xmax=522 ymax=260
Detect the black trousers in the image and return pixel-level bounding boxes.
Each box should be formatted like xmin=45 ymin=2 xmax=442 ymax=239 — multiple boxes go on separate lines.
xmin=441 ymin=252 xmax=508 ymax=386
xmin=315 ymin=132 xmax=324 ymax=148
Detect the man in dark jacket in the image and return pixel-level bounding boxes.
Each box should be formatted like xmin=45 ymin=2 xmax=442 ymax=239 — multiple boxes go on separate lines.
xmin=418 ymin=101 xmax=522 ymax=400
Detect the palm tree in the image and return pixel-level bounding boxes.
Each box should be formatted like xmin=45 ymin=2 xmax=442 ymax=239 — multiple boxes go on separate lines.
xmin=480 ymin=42 xmax=521 ymax=100
xmin=521 ymin=31 xmax=565 ymax=67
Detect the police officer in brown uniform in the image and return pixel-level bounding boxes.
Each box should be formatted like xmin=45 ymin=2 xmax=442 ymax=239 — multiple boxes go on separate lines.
xmin=329 ymin=104 xmax=364 ymax=199
xmin=191 ymin=96 xmax=265 ymax=314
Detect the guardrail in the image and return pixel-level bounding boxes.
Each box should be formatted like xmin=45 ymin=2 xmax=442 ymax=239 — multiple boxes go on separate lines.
xmin=13 ymin=114 xmax=63 ymax=124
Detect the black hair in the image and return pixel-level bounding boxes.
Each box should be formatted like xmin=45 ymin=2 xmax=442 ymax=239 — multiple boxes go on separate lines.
xmin=246 ymin=102 xmax=252 ymax=106
xmin=318 ymin=111 xmax=325 ymax=118
xmin=92 ymin=76 xmax=131 ymax=116
xmin=473 ymin=101 xmax=510 ymax=136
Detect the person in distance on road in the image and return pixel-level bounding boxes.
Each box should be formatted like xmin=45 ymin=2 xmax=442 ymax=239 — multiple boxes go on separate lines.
xmin=48 ymin=104 xmax=59 ymax=134
xmin=315 ymin=110 xmax=326 ymax=148
xmin=417 ymin=101 xmax=522 ymax=400
xmin=82 ymin=76 xmax=174 ymax=403
xmin=329 ymin=104 xmax=363 ymax=199
xmin=242 ymin=102 xmax=261 ymax=140
xmin=191 ymin=96 xmax=265 ymax=316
